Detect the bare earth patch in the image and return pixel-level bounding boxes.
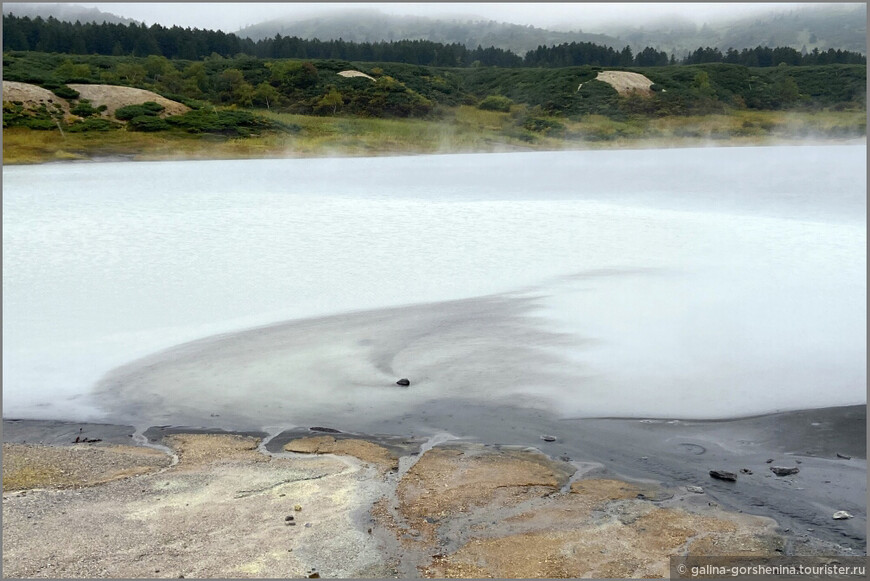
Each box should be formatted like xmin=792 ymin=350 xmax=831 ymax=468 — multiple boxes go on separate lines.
xmin=1 ymin=436 xmax=848 ymax=578
xmin=595 ymin=70 xmax=655 ymax=94
xmin=67 ymin=84 xmax=189 ymax=117
xmin=2 ymin=443 xmax=170 ymax=491
xmin=285 ymin=436 xmax=399 ymax=472
xmin=2 ymin=81 xmax=188 ymax=121
xmin=2 ymin=80 xmax=71 ymax=118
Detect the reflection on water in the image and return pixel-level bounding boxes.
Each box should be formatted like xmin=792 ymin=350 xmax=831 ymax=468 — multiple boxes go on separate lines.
xmin=2 ymin=145 xmax=866 ymax=426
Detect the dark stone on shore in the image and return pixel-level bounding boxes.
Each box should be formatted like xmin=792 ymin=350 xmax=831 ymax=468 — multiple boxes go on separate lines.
xmin=770 ymin=466 xmax=800 ymax=476
xmin=740 ymin=468 xmax=753 ymax=475
xmin=396 ymin=378 xmax=410 ymax=386
xmin=309 ymin=426 xmax=341 ymax=434
xmin=837 ymin=452 xmax=852 ymax=460
xmin=285 ymin=515 xmax=294 ymax=522
xmin=709 ymin=470 xmax=738 ymax=482
xmin=540 ymin=435 xmax=556 ymax=442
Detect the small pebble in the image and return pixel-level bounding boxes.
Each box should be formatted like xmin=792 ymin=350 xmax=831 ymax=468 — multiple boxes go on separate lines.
xmin=540 ymin=435 xmax=556 ymax=442
xmin=294 ymin=505 xmax=302 ymax=511
xmin=285 ymin=515 xmax=294 ymax=522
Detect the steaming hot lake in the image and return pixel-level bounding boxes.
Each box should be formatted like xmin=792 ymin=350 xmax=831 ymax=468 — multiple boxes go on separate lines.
xmin=2 ymin=145 xmax=866 ymax=434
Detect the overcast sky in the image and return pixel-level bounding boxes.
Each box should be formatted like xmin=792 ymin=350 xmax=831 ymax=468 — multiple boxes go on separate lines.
xmin=24 ymin=2 xmax=840 ymax=32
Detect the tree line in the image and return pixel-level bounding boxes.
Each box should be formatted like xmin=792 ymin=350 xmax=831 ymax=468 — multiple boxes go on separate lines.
xmin=3 ymin=14 xmax=866 ymax=68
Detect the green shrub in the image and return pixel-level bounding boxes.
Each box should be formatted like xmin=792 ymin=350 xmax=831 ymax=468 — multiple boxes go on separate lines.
xmin=127 ymin=115 xmax=170 ymax=132
xmin=67 ymin=118 xmax=119 ymax=132
xmin=478 ymin=95 xmax=513 ymax=112
xmin=114 ymin=101 xmax=165 ymax=120
xmin=164 ymin=109 xmax=272 ymax=135
xmin=51 ymin=85 xmax=80 ymax=99
xmin=70 ymin=99 xmax=101 ymax=118
xmin=2 ymin=101 xmax=58 ymax=129
xmin=521 ymin=117 xmax=566 ymax=136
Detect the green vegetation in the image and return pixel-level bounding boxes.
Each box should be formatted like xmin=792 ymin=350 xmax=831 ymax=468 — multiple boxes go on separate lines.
xmin=114 ymin=101 xmax=165 ymax=120
xmin=2 ymin=48 xmax=864 ymax=164
xmin=478 ymin=95 xmax=514 ymax=112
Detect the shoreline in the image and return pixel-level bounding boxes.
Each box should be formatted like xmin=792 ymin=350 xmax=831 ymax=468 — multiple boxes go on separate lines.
xmin=3 ymin=136 xmax=867 ymax=167
xmin=4 ymin=404 xmax=866 ymax=557
xmin=3 ymin=118 xmax=865 ymax=166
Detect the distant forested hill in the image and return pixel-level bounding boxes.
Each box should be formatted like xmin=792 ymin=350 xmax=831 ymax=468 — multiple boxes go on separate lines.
xmin=599 ymin=4 xmax=867 ymax=55
xmin=1 ymin=2 xmax=138 ymax=26
xmin=235 ymin=9 xmax=623 ymax=55
xmin=3 ymin=15 xmax=863 ymax=69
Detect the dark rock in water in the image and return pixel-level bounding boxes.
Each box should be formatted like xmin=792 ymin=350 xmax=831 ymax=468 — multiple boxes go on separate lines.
xmin=833 ymin=511 xmax=853 ymax=520
xmin=740 ymin=468 xmax=753 ymax=475
xmin=309 ymin=426 xmax=341 ymax=433
xmin=709 ymin=470 xmax=738 ymax=482
xmin=396 ymin=378 xmax=410 ymax=386
xmin=765 ymin=458 xmax=774 ymax=463
xmin=540 ymin=435 xmax=557 ymax=442
xmin=837 ymin=452 xmax=852 ymax=460
xmin=770 ymin=466 xmax=800 ymax=476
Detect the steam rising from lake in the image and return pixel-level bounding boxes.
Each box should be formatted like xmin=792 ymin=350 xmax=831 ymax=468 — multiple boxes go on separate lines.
xmin=2 ymin=145 xmax=865 ymax=429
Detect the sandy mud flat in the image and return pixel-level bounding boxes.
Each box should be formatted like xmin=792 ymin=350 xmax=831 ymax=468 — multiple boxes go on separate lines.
xmin=2 ymin=406 xmax=864 ymax=578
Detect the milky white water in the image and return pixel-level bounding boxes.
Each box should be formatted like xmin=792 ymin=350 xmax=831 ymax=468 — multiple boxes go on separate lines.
xmin=2 ymin=145 xmax=865 ymax=427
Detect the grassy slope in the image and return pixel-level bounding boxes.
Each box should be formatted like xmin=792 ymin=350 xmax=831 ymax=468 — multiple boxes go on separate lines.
xmin=3 ymin=106 xmax=865 ymax=165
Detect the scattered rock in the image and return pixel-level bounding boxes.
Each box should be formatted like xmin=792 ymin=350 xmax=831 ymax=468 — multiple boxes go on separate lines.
xmin=709 ymin=470 xmax=738 ymax=482
xmin=686 ymin=486 xmax=704 ymax=494
xmin=740 ymin=468 xmax=753 ymax=475
xmin=833 ymin=511 xmax=853 ymax=520
xmin=285 ymin=521 xmax=296 ymax=526
xmin=540 ymin=435 xmax=556 ymax=442
xmin=294 ymin=505 xmax=302 ymax=511
xmin=305 ymin=523 xmax=312 ymax=528
xmin=308 ymin=573 xmax=320 ymax=579
xmin=285 ymin=515 xmax=294 ymax=522
xmin=837 ymin=453 xmax=852 ymax=460
xmin=770 ymin=466 xmax=800 ymax=476
xmin=765 ymin=459 xmax=774 ymax=463
xmin=396 ymin=378 xmax=410 ymax=386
